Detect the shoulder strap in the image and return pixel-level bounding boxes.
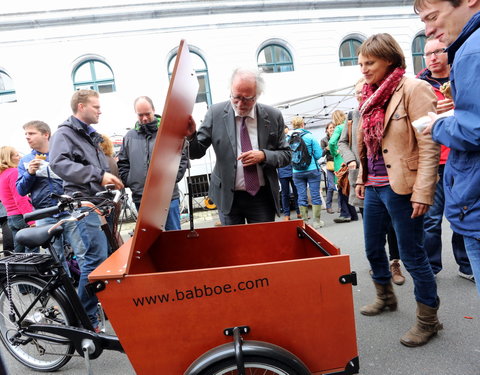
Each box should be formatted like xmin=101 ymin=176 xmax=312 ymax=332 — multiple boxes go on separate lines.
xmin=348 ymin=120 xmax=353 ymax=148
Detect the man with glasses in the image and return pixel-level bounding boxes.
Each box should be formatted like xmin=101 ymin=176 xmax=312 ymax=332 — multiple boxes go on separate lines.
xmin=117 ymin=96 xmax=188 ymax=230
xmin=417 ymin=37 xmax=474 ymax=282
xmin=187 ymin=68 xmax=291 ymax=225
xmin=415 ymin=0 xmax=480 ymax=296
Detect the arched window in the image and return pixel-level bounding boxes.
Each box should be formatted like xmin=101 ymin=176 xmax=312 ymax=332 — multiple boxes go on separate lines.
xmin=0 ymin=70 xmax=16 ymax=103
xmin=257 ymin=44 xmax=294 ymax=73
xmin=168 ymin=50 xmax=212 ymax=106
xmin=412 ymin=34 xmax=427 ymax=74
xmin=72 ymin=59 xmax=116 ymax=93
xmin=339 ymin=38 xmax=363 ymax=66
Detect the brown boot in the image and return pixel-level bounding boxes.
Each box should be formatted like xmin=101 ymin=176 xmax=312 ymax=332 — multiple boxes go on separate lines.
xmin=390 ymin=259 xmax=405 ymax=285
xmin=400 ymin=301 xmax=443 ymax=347
xmin=360 ymin=281 xmax=397 ymax=316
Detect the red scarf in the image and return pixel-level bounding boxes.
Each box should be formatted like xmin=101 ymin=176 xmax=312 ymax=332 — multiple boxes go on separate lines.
xmin=359 ymin=67 xmax=405 ymax=158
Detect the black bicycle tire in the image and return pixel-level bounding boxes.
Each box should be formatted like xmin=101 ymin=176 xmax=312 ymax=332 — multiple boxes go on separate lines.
xmin=0 ymin=276 xmax=76 ymax=372
xmin=198 ymin=354 xmax=301 ymax=375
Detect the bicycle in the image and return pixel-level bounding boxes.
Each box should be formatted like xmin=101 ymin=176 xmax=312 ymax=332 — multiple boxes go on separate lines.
xmin=0 ymin=186 xmax=317 ymax=374
xmin=0 ymin=187 xmax=124 ymax=372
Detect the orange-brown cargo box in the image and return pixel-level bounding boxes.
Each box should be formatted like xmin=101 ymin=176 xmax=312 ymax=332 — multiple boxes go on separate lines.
xmin=90 ymin=40 xmax=359 ymax=375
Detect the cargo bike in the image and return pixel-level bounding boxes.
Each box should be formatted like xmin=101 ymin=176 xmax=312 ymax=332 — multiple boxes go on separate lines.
xmin=0 ymin=40 xmax=359 ymax=374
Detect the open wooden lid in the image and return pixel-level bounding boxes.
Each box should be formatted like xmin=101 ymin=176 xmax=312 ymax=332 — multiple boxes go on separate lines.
xmin=93 ymin=40 xmax=199 ymax=278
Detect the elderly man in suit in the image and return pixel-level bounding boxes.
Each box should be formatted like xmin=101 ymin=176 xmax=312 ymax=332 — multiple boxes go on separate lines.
xmin=187 ymin=68 xmax=291 ymax=225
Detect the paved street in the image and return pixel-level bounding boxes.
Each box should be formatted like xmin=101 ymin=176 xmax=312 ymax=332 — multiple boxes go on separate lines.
xmin=1 ymin=208 xmax=479 ymax=374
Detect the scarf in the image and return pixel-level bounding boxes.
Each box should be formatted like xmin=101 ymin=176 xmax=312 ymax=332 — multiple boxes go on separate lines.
xmin=359 ymin=67 xmax=405 ymax=159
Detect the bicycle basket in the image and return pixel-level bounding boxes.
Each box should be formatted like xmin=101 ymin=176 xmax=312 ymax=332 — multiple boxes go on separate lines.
xmin=0 ymin=253 xmax=55 ymax=275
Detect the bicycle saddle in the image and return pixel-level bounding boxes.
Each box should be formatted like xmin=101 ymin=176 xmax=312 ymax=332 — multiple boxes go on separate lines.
xmin=16 ymin=225 xmax=64 ymax=248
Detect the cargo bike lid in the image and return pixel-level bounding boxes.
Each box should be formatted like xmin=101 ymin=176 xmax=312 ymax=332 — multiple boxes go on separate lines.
xmin=90 ymin=40 xmax=199 ymax=279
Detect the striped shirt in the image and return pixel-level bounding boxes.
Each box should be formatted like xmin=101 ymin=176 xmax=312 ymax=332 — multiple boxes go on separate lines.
xmin=365 ymin=174 xmax=390 ymax=187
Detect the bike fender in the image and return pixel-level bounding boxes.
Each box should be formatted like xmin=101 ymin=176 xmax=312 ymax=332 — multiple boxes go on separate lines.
xmin=184 ymin=340 xmax=311 ymax=375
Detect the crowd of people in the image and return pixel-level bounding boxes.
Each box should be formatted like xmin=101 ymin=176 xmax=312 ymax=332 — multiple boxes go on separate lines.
xmin=0 ymin=0 xmax=479 ymax=349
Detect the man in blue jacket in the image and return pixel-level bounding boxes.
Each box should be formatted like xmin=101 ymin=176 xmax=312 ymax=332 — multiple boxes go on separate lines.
xmin=416 ymin=0 xmax=480 ymax=295
xmin=16 ymin=120 xmax=86 ymax=275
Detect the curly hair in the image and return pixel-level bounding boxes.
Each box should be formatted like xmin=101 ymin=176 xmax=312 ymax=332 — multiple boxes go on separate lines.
xmin=99 ymin=134 xmax=115 ymax=157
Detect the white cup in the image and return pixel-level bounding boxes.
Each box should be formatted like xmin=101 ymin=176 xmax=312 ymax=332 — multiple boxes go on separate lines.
xmin=412 ymin=116 xmax=431 ymax=133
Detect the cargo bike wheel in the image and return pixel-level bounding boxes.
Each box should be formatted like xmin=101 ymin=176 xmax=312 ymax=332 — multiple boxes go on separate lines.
xmin=186 ymin=327 xmax=311 ymax=375
xmin=198 ymin=355 xmax=300 ymax=374
xmin=0 ymin=276 xmax=76 ymax=372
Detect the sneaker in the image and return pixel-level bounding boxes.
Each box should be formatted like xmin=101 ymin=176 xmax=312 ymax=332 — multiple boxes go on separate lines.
xmin=390 ymin=259 xmax=405 ymax=285
xmin=458 ymin=271 xmax=475 ymax=283
xmin=334 ymin=216 xmax=351 ymax=223
xmin=326 ymin=208 xmax=334 ymax=214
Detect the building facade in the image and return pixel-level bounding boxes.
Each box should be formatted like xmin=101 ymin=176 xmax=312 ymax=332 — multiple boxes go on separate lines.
xmin=0 ymin=0 xmax=425 ymax=179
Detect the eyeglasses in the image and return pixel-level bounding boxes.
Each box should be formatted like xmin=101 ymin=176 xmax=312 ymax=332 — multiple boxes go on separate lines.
xmin=424 ymin=48 xmax=447 ymax=58
xmin=230 ymin=94 xmax=256 ymax=103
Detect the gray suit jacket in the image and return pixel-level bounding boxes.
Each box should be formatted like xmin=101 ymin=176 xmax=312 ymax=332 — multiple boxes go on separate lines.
xmin=188 ymin=101 xmax=291 ymax=215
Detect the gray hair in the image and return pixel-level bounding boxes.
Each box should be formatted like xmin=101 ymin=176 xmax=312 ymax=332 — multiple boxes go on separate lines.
xmin=230 ymin=68 xmax=265 ymax=97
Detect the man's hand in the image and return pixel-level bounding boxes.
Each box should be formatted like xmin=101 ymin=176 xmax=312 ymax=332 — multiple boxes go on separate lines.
xmin=27 ymin=159 xmax=43 ymax=175
xmin=355 ymin=184 xmax=365 ymax=200
xmin=436 ymin=98 xmax=454 ymax=114
xmin=186 ymin=115 xmax=197 ymax=138
xmin=411 ymin=202 xmax=429 ymax=218
xmin=347 ymin=160 xmax=357 ymax=170
xmin=102 ymin=172 xmax=124 ymax=189
xmin=238 ymin=150 xmax=265 ymax=167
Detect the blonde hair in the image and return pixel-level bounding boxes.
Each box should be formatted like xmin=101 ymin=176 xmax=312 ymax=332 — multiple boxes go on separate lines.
xmin=0 ymin=146 xmax=18 ymax=172
xmin=332 ymin=110 xmax=346 ymax=126
xmin=291 ymin=116 xmax=304 ymax=129
xmin=71 ymin=89 xmax=99 ymax=114
xmin=99 ymin=134 xmax=115 ymax=157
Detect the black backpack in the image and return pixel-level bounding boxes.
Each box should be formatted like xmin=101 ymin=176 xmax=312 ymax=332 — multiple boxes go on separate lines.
xmin=288 ymin=131 xmax=311 ymax=170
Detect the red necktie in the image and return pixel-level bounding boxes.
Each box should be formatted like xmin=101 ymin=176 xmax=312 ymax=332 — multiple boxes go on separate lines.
xmin=240 ymin=117 xmax=260 ymax=196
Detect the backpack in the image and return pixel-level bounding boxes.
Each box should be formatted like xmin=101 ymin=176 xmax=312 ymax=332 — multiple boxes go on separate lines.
xmin=288 ymin=131 xmax=312 ymax=170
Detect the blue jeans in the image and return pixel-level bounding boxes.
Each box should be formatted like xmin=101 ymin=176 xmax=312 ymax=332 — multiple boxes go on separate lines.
xmin=279 ymin=177 xmax=300 ymax=217
xmin=36 ymin=217 xmax=86 ymax=277
xmin=325 ymin=170 xmax=336 ymax=209
xmin=424 ymin=165 xmax=472 ymax=275
xmin=293 ymin=169 xmax=321 ymax=206
xmin=463 ymin=236 xmax=480 ymax=296
xmin=7 ymin=215 xmax=39 ymax=253
xmin=338 ymin=191 xmax=358 ymax=220
xmin=76 ymin=210 xmax=108 ymax=327
xmin=165 ymin=199 xmax=181 ymax=231
xmin=364 ymin=185 xmax=437 ymax=307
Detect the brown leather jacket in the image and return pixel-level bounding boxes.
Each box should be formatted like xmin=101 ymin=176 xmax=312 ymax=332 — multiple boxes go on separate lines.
xmin=356 ymin=77 xmax=440 ymax=206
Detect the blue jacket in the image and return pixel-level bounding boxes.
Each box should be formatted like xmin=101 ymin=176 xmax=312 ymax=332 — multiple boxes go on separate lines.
xmin=16 ymin=150 xmax=64 ymax=209
xmin=432 ymin=11 xmax=480 ymax=238
xmin=291 ymin=129 xmax=322 ymax=173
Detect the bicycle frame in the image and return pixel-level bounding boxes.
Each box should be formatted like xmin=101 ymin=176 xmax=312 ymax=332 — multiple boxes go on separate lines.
xmin=0 ymin=195 xmax=126 ymax=364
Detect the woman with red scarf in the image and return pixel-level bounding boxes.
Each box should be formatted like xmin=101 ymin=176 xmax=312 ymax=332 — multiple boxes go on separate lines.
xmin=354 ymin=33 xmax=441 ymax=347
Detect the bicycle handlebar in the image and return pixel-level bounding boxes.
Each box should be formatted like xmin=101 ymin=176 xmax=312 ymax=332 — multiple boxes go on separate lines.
xmin=24 ymin=188 xmax=124 ymax=222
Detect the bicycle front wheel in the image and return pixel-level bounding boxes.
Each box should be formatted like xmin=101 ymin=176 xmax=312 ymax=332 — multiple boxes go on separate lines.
xmin=0 ymin=276 xmax=76 ymax=372
xmin=198 ymin=355 xmax=301 ymax=375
